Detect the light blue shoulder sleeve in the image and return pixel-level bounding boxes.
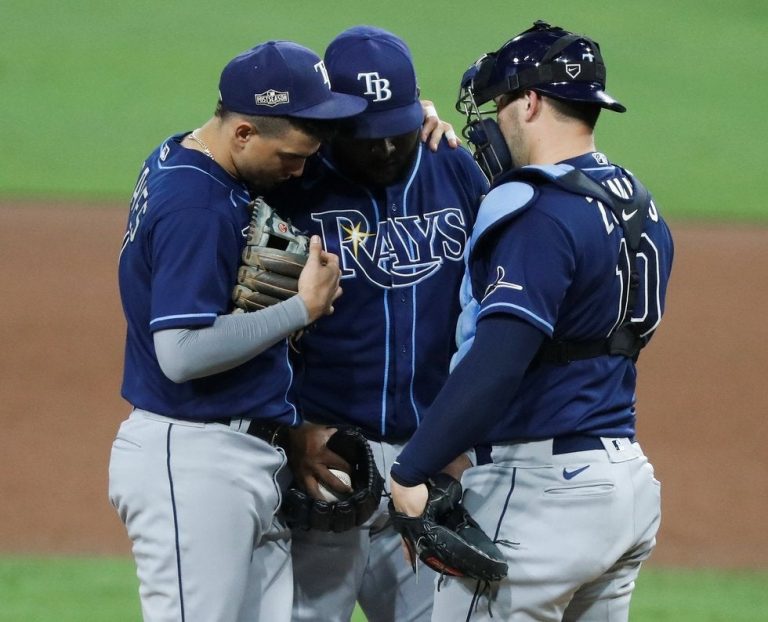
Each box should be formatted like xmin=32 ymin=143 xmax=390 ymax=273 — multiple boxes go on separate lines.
xmin=469 ymin=181 xmax=536 ymax=251
xmin=452 ymin=180 xmax=537 ymax=370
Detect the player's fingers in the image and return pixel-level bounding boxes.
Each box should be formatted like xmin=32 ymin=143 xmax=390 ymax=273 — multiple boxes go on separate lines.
xmin=420 ymin=99 xmax=439 ymax=143
xmin=426 ymin=120 xmax=444 ymax=151
xmin=307 ymin=235 xmax=322 ymax=262
xmin=317 ymin=445 xmax=351 ymax=470
xmin=445 ymin=127 xmax=461 ymax=148
xmin=303 ymin=475 xmax=323 ymax=499
xmin=420 ymin=117 xmax=438 ymax=144
xmin=423 ymin=118 xmax=461 ymax=152
xmin=319 ymin=248 xmax=339 ymax=269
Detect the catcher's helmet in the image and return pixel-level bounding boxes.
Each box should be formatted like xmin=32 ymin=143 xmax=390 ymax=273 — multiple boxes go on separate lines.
xmin=456 ymin=21 xmax=624 ymax=182
xmin=459 ymin=20 xmax=625 ymax=112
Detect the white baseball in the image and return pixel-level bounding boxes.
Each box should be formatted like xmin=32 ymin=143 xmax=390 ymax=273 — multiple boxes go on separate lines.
xmin=317 ymin=468 xmax=352 ymax=503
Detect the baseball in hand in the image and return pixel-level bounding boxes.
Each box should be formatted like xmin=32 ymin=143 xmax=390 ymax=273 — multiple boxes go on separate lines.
xmin=317 ymin=469 xmax=352 ymax=503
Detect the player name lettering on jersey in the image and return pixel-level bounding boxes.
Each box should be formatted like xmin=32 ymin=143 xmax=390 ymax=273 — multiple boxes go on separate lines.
xmin=311 ymin=208 xmax=467 ymax=288
xmin=122 ymin=166 xmax=150 ymax=254
xmin=587 ymin=175 xmax=660 ymax=237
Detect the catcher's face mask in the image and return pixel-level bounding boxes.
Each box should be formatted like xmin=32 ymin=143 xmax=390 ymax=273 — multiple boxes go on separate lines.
xmin=456 ymin=58 xmax=513 ymax=184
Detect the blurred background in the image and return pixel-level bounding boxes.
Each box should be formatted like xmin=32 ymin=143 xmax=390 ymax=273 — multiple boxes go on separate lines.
xmin=1 ymin=1 xmax=766 ymax=620
xmin=1 ymin=0 xmax=766 ymax=219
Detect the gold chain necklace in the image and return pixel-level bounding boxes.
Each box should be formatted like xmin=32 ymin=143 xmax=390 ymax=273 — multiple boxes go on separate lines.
xmin=188 ymin=129 xmax=215 ymax=160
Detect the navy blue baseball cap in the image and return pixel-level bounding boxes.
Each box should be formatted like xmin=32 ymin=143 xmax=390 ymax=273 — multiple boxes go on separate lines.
xmin=218 ymin=40 xmax=367 ymax=119
xmin=324 ymin=26 xmax=423 ymax=139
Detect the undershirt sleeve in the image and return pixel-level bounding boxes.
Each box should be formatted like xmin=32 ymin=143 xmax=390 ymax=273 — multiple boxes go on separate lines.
xmin=390 ymin=313 xmax=545 ymax=486
xmin=154 ymin=295 xmax=309 ymax=383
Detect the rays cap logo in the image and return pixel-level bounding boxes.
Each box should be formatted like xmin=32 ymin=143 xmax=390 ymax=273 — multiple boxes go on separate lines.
xmin=324 ymin=26 xmax=423 ymax=139
xmin=218 ymin=41 xmax=367 ymax=120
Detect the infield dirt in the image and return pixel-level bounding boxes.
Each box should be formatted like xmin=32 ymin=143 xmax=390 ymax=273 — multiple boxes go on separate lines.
xmin=1 ymin=202 xmax=765 ymax=568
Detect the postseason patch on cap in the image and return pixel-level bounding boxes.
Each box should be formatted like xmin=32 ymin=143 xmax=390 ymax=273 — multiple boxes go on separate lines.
xmin=255 ymin=89 xmax=290 ymax=107
xmin=219 ymin=41 xmax=366 ymax=119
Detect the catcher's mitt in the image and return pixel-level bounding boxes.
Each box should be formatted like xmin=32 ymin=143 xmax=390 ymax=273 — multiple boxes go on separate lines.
xmin=389 ymin=473 xmax=508 ymax=582
xmin=232 ymin=197 xmax=309 ymax=311
xmin=282 ymin=427 xmax=385 ymax=533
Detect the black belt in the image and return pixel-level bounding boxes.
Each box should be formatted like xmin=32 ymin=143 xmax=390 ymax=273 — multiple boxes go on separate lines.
xmin=216 ymin=418 xmax=290 ymax=448
xmin=551 ymin=434 xmax=635 ymax=455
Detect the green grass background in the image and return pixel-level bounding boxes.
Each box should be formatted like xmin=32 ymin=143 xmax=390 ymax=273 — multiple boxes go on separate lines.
xmin=1 ymin=1 xmax=766 ymax=619
xmin=1 ymin=557 xmax=767 ymax=622
xmin=1 ymin=0 xmax=767 ymax=221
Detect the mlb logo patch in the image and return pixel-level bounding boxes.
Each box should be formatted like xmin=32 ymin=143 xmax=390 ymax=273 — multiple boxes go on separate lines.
xmin=255 ymin=89 xmax=290 ymax=107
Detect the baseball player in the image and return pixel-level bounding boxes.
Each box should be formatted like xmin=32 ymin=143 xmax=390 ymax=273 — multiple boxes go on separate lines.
xmin=107 ymin=41 xmax=367 ymax=622
xmin=264 ymin=27 xmax=489 ymax=622
xmin=390 ymin=21 xmax=675 ymax=621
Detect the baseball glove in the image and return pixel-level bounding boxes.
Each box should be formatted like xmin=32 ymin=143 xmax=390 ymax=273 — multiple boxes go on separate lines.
xmin=232 ymin=197 xmax=310 ymax=311
xmin=282 ymin=427 xmax=385 ymax=533
xmin=389 ymin=473 xmax=508 ymax=582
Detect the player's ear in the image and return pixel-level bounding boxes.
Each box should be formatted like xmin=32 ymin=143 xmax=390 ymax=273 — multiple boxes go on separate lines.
xmin=523 ymin=90 xmax=541 ymax=120
xmin=234 ymin=121 xmax=258 ymax=144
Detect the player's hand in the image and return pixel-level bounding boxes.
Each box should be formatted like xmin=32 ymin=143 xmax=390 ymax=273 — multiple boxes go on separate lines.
xmin=390 ymin=479 xmax=429 ymax=517
xmin=390 ymin=479 xmax=429 ymax=565
xmin=287 ymin=423 xmax=352 ymax=499
xmin=419 ymin=99 xmax=460 ymax=151
xmin=297 ymin=235 xmax=342 ymax=322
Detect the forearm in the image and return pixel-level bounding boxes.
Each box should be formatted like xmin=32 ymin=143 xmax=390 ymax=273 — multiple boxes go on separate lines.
xmin=154 ymin=296 xmax=308 ymax=382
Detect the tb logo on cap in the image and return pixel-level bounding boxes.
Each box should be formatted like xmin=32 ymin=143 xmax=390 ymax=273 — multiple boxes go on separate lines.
xmin=357 ymin=72 xmax=392 ymax=102
xmin=314 ymin=61 xmax=331 ymax=88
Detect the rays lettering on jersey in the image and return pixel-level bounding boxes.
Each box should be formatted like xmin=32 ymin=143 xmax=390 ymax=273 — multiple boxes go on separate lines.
xmin=311 ymin=208 xmax=467 ymax=288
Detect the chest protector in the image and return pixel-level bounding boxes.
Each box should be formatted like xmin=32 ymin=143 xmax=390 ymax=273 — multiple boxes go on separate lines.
xmin=510 ymin=165 xmax=651 ymax=363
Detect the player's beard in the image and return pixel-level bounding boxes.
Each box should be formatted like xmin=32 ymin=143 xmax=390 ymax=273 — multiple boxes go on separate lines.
xmin=238 ymin=165 xmax=292 ymax=195
xmin=331 ymin=131 xmax=419 ymax=187
xmin=503 ymin=113 xmax=526 ymax=170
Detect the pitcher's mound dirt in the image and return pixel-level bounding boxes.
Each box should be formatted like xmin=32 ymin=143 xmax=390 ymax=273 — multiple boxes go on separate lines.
xmin=1 ymin=202 xmax=765 ymax=568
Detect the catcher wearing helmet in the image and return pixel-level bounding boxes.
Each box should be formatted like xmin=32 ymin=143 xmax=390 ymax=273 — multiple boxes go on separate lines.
xmin=391 ymin=21 xmax=674 ymax=621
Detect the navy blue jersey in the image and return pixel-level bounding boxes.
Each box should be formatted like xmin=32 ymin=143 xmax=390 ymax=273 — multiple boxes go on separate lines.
xmin=267 ymin=142 xmax=488 ymax=440
xmin=454 ymin=152 xmax=674 ymax=442
xmin=118 ymin=133 xmax=299 ymax=423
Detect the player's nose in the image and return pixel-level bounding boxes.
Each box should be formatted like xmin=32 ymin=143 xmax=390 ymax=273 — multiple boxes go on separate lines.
xmin=286 ymin=159 xmax=308 ymax=178
xmin=370 ymin=138 xmax=396 ymax=156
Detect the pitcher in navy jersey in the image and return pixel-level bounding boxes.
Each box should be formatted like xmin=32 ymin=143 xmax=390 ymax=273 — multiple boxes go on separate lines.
xmin=107 ymin=41 xmax=366 ymax=622
xmin=390 ymin=21 xmax=674 ymax=621
xmin=264 ymin=27 xmax=488 ymax=622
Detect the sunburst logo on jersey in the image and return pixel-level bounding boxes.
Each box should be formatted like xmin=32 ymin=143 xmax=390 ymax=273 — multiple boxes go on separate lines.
xmin=341 ymin=222 xmax=375 ymax=258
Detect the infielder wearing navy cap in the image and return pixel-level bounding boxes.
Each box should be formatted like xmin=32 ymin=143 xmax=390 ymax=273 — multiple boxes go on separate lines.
xmin=219 ymin=40 xmax=367 ymax=119
xmin=324 ymin=26 xmax=423 ymax=139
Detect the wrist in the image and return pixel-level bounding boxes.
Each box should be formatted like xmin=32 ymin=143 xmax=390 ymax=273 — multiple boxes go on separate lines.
xmin=390 ymin=464 xmax=426 ymax=488
xmin=296 ymin=293 xmax=319 ymax=324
